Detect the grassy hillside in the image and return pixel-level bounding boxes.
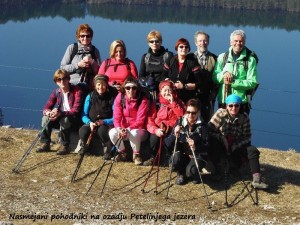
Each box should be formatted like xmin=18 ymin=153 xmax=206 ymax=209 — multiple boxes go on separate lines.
xmin=0 ymin=127 xmax=300 ymax=225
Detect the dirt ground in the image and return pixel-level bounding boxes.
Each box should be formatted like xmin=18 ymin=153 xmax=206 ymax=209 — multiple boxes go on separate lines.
xmin=0 ymin=127 xmax=300 ymax=225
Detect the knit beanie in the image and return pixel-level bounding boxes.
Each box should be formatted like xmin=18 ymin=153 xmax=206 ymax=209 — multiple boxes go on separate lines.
xmin=94 ymin=74 xmax=109 ymax=84
xmin=225 ymin=94 xmax=242 ymax=104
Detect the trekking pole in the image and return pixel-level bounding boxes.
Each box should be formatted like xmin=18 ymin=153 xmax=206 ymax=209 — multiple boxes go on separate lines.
xmin=185 ymin=131 xmax=212 ymax=209
xmin=224 ymin=156 xmax=258 ymax=206
xmin=71 ymin=127 xmax=97 ymax=183
xmin=224 ymin=156 xmax=229 ymax=207
xmin=12 ymin=118 xmax=50 ymax=173
xmin=165 ymin=136 xmax=178 ymax=199
xmin=86 ymin=137 xmax=122 ymax=195
xmin=141 ymin=136 xmax=163 ymax=194
xmin=99 ymin=137 xmax=122 ymax=197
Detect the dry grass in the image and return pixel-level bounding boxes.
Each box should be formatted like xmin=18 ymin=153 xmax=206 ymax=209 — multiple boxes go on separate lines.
xmin=0 ymin=127 xmax=300 ymax=225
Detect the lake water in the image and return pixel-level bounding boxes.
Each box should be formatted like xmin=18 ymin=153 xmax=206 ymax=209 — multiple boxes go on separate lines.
xmin=1 ymin=3 xmax=300 ymax=152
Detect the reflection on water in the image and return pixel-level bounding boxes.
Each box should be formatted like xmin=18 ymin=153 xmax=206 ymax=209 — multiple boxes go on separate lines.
xmin=1 ymin=2 xmax=300 ymax=152
xmin=1 ymin=1 xmax=300 ymax=31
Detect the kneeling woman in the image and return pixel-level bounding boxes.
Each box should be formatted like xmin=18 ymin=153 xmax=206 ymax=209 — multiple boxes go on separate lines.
xmin=109 ymin=76 xmax=149 ymax=165
xmin=79 ymin=75 xmax=117 ymax=158
xmin=165 ymin=99 xmax=209 ymax=185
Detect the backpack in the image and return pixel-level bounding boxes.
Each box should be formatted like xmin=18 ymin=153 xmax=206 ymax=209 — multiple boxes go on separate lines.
xmin=144 ymin=51 xmax=172 ymax=66
xmin=70 ymin=43 xmax=97 ymax=61
xmin=221 ymin=46 xmax=259 ymax=71
xmin=103 ymin=58 xmax=131 ymax=73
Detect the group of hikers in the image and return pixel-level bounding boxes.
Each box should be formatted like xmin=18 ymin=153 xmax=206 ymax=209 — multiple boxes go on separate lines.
xmin=36 ymin=23 xmax=268 ymax=190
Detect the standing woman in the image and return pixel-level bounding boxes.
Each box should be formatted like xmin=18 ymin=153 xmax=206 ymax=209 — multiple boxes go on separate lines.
xmin=139 ymin=30 xmax=173 ymax=97
xmin=98 ymin=40 xmax=138 ymax=91
xmin=60 ymin=24 xmax=101 ymax=93
xmin=78 ymin=75 xmax=118 ymax=159
xmin=164 ymin=99 xmax=209 ymax=185
xmin=162 ymin=38 xmax=201 ymax=103
xmin=109 ymin=76 xmax=149 ymax=165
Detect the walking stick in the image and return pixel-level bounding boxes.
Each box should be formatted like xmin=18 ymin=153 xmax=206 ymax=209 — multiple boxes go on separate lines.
xmin=71 ymin=127 xmax=97 ymax=183
xmin=165 ymin=136 xmax=178 ymax=199
xmin=12 ymin=118 xmax=50 ymax=173
xmin=224 ymin=155 xmax=258 ymax=207
xmin=141 ymin=136 xmax=163 ymax=194
xmin=191 ymin=149 xmax=212 ymax=209
xmin=100 ymin=137 xmax=122 ymax=197
xmin=86 ymin=137 xmax=122 ymax=195
xmin=142 ymin=122 xmax=167 ymax=194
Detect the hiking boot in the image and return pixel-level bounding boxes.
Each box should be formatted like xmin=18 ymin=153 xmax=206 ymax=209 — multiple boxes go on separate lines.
xmin=133 ymin=154 xmax=143 ymax=166
xmin=192 ymin=174 xmax=201 ymax=184
xmin=114 ymin=152 xmax=127 ymax=162
xmin=36 ymin=143 xmax=50 ymax=153
xmin=252 ymin=173 xmax=269 ymax=189
xmin=175 ymin=174 xmax=186 ymax=185
xmin=143 ymin=157 xmax=154 ymax=166
xmin=56 ymin=146 xmax=70 ymax=155
xmin=103 ymin=152 xmax=112 ymax=160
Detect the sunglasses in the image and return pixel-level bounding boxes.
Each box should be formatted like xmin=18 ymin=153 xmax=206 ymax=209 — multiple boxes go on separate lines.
xmin=80 ymin=34 xmax=91 ymax=38
xmin=125 ymin=86 xmax=137 ymax=91
xmin=149 ymin=40 xmax=160 ymax=44
xmin=178 ymin=45 xmax=189 ymax=49
xmin=228 ymin=104 xmax=240 ymax=108
xmin=56 ymin=77 xmax=68 ymax=82
xmin=186 ymin=111 xmax=197 ymax=115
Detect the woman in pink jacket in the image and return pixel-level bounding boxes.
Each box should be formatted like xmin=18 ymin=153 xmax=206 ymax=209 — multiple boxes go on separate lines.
xmin=109 ymin=76 xmax=148 ymax=165
xmin=143 ymin=80 xmax=185 ymax=166
xmin=98 ymin=40 xmax=138 ymax=91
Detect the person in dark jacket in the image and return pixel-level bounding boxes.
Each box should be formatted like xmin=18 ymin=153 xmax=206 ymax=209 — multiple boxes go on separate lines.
xmin=36 ymin=69 xmax=83 ymax=155
xmin=162 ymin=38 xmax=201 ymax=103
xmin=165 ymin=98 xmax=209 ymax=185
xmin=78 ymin=75 xmax=117 ymax=158
xmin=139 ymin=30 xmax=173 ymax=100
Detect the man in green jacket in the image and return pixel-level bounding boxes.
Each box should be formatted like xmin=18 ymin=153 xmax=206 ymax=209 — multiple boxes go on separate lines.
xmin=213 ymin=29 xmax=258 ymax=114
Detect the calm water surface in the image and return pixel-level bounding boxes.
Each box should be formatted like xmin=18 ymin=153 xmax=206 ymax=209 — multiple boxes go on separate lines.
xmin=0 ymin=6 xmax=300 ymax=152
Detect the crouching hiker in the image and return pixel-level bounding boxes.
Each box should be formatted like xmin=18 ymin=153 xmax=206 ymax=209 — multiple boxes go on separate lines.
xmin=208 ymin=94 xmax=268 ymax=189
xmin=144 ymin=80 xmax=185 ymax=166
xmin=36 ymin=69 xmax=83 ymax=155
xmin=78 ymin=75 xmax=117 ymax=158
xmin=109 ymin=76 xmax=149 ymax=165
xmin=164 ymin=99 xmax=209 ymax=185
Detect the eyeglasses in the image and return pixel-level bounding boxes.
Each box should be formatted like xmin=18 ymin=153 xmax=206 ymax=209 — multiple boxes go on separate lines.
xmin=186 ymin=111 xmax=197 ymax=115
xmin=178 ymin=45 xmax=189 ymax=49
xmin=149 ymin=40 xmax=160 ymax=44
xmin=56 ymin=77 xmax=68 ymax=82
xmin=228 ymin=104 xmax=240 ymax=108
xmin=80 ymin=34 xmax=91 ymax=38
xmin=125 ymin=86 xmax=137 ymax=91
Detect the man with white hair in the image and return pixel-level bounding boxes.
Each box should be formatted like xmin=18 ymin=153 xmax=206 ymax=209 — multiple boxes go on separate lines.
xmin=213 ymin=29 xmax=258 ymax=114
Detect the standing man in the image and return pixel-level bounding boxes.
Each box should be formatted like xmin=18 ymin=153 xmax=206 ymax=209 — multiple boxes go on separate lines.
xmin=36 ymin=69 xmax=83 ymax=155
xmin=213 ymin=29 xmax=258 ymax=114
xmin=194 ymin=31 xmax=217 ymax=123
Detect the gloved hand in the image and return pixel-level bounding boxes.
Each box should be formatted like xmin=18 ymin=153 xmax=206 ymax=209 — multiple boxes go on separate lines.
xmin=147 ymin=76 xmax=156 ymax=91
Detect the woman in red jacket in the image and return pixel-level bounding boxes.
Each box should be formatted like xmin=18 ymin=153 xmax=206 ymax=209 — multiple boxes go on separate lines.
xmin=144 ymin=80 xmax=185 ymax=166
xmin=108 ymin=76 xmax=148 ymax=165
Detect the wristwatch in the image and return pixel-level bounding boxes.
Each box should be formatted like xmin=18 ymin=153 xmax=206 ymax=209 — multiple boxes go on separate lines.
xmin=184 ymin=84 xmax=188 ymax=90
